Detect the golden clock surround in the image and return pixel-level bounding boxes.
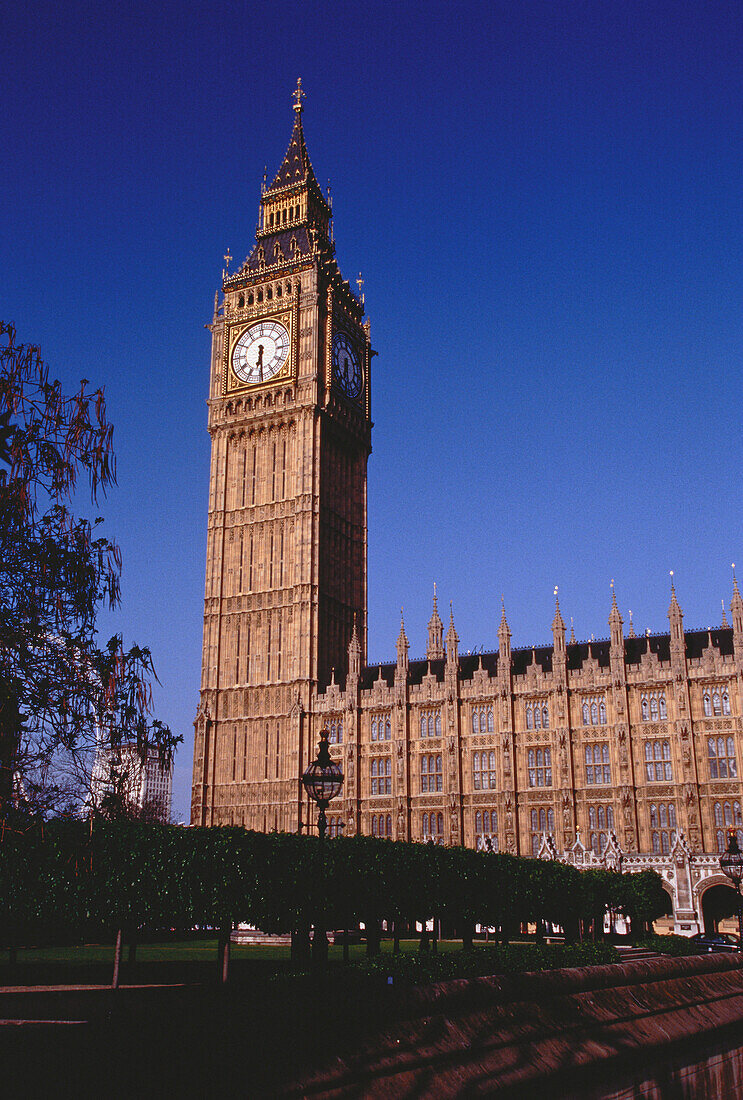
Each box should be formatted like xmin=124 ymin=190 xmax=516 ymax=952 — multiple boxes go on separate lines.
xmin=223 ymin=307 xmax=295 ymax=395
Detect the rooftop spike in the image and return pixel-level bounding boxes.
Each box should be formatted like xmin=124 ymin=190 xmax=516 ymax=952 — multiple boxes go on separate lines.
xmin=552 ymin=586 xmax=565 ymax=632
xmin=569 ymin=617 xmax=576 ymax=645
xmin=668 ymin=570 xmax=683 ymax=619
xmin=498 ymin=595 xmax=510 ymax=636
xmin=721 ymin=600 xmax=729 ymax=628
xmin=628 ymin=609 xmax=636 ymax=638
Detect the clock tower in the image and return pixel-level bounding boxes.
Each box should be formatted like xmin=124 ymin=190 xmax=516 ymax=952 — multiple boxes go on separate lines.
xmin=191 ymin=82 xmax=372 ymax=829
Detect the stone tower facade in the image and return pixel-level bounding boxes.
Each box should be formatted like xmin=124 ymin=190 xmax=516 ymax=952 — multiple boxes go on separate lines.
xmin=191 ymin=86 xmax=743 ymax=935
xmin=191 ymin=82 xmax=371 ymax=830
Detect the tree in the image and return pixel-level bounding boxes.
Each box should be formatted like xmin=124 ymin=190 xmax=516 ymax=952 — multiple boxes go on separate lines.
xmin=0 ymin=323 xmax=178 ymax=817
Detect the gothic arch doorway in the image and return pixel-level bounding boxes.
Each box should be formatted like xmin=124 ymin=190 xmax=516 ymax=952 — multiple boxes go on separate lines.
xmin=700 ymin=881 xmax=739 ymax=933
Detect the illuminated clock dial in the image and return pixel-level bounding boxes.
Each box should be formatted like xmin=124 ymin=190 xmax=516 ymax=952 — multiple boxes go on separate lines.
xmin=333 ymin=332 xmax=362 ymax=398
xmin=232 ymin=320 xmax=290 ymax=384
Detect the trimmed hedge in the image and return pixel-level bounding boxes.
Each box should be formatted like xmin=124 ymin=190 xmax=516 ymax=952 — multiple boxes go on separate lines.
xmin=0 ymin=820 xmax=669 ymax=947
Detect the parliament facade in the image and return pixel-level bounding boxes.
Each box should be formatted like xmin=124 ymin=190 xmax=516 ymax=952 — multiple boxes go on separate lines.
xmin=191 ymin=84 xmax=742 ymax=933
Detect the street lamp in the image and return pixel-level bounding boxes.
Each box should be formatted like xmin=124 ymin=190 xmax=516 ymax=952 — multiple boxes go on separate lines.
xmin=302 ymin=729 xmax=343 ymax=964
xmin=719 ymin=829 xmax=743 ymax=950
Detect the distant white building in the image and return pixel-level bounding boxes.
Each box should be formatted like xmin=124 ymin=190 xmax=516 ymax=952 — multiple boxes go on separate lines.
xmin=90 ymin=744 xmax=173 ymax=823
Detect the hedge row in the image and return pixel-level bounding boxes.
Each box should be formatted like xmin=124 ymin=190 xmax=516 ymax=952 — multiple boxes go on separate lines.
xmin=0 ymin=820 xmax=669 ymax=945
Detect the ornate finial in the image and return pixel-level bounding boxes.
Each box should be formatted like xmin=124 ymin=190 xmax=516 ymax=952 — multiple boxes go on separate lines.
xmin=670 ymin=569 xmax=675 ymax=592
xmin=628 ymin=610 xmax=636 ymax=638
xmin=433 ymin=581 xmax=438 ymax=608
xmin=223 ymin=248 xmax=232 ymax=275
xmin=293 ymin=77 xmax=305 ymax=116
xmin=721 ymin=600 xmax=729 ymax=628
xmin=570 ymin=617 xmax=576 ymax=644
xmin=357 ymin=272 xmax=365 ymax=307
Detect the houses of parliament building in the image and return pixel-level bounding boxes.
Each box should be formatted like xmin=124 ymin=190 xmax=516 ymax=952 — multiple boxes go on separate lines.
xmin=191 ymin=83 xmax=742 ymax=932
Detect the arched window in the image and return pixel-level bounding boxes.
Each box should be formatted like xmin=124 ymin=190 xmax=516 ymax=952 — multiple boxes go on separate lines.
xmin=650 ymin=696 xmax=659 ymax=721
xmin=385 ymin=717 xmax=391 ymax=740
xmin=436 ymin=813 xmax=443 ymax=836
xmin=548 ymin=808 xmax=554 ymax=832
xmin=428 ymin=714 xmax=434 ymax=737
xmin=534 ymin=705 xmax=541 ymax=730
xmin=722 ymin=691 xmax=731 ymax=716
xmin=597 ymin=806 xmax=605 ymax=829
xmin=650 ymin=804 xmax=658 ymax=828
xmin=589 ymin=806 xmax=597 ymax=828
xmin=607 ymin=806 xmax=614 ymax=829
xmin=591 ymin=702 xmax=598 ymax=725
xmin=713 ymin=691 xmax=722 ymax=717
xmin=599 ymin=832 xmax=607 ymax=852
xmin=717 ymin=830 xmax=726 ymax=853
xmin=539 ymin=808 xmax=547 ymax=831
xmin=386 ymin=815 xmax=392 ymax=837
xmin=423 ymin=813 xmax=429 ymax=836
xmin=526 ymin=706 xmax=533 ymax=730
xmin=652 ymin=832 xmax=660 ymax=853
xmin=659 ymin=694 xmax=667 ymax=719
xmin=714 ymin=802 xmax=723 ymax=826
xmin=661 ymin=832 xmax=670 ymax=855
xmin=531 ymin=809 xmax=538 ymax=830
xmin=591 ymin=833 xmax=599 ymax=854
xmin=659 ymin=805 xmax=667 ymax=828
xmin=421 ymin=715 xmax=427 ymax=738
xmin=542 ymin=706 xmax=549 ymax=729
xmin=599 ymin=701 xmax=607 ymax=724
xmin=371 ymin=718 xmax=377 ymax=741
xmin=668 ymin=804 xmax=677 ymax=828
xmin=725 ymin=802 xmax=733 ymax=826
xmin=436 ymin=713 xmax=441 ymax=736
xmin=582 ymin=702 xmax=590 ymax=725
xmin=735 ymin=802 xmax=742 ymax=826
xmin=531 ymin=834 xmax=539 ymax=855
xmin=475 ymin=811 xmax=482 ymax=834
xmin=641 ymin=698 xmax=649 ymax=721
xmin=472 ymin=712 xmax=478 ymax=734
xmin=483 ymin=811 xmax=490 ymax=833
xmin=371 ymin=815 xmax=378 ymax=837
xmin=703 ymin=692 xmax=712 ymax=717
xmin=488 ymin=708 xmax=494 ymax=732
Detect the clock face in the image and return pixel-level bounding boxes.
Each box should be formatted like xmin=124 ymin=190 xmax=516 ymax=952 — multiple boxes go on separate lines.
xmin=232 ymin=320 xmax=290 ymax=384
xmin=333 ymin=332 xmax=362 ymax=399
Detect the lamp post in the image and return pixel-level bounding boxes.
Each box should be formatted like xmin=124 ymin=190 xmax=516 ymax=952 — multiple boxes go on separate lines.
xmin=301 ymin=728 xmax=343 ymax=965
xmin=719 ymin=829 xmax=743 ymax=950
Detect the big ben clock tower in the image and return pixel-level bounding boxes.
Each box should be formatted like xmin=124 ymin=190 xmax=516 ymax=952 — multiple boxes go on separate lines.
xmin=191 ymin=82 xmax=372 ymax=830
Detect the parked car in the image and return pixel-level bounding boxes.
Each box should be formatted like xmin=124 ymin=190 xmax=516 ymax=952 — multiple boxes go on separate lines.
xmin=690 ymin=932 xmax=740 ymax=953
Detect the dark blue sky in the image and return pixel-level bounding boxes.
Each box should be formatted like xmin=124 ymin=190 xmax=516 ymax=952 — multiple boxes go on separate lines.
xmin=3 ymin=1 xmax=741 ymax=821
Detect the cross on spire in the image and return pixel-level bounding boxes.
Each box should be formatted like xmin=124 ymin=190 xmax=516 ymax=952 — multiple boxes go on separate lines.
xmin=293 ymin=77 xmax=305 ymax=116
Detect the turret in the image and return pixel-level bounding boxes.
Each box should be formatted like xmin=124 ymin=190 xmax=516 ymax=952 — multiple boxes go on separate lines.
xmin=395 ymin=610 xmax=409 ymax=685
xmin=498 ymin=597 xmax=512 ymax=684
xmin=445 ymin=603 xmax=459 ymax=672
xmin=426 ymin=584 xmax=445 ymax=661
xmin=347 ymin=616 xmax=362 ymax=687
xmin=552 ymin=587 xmax=566 ymax=659
xmin=731 ymin=566 xmax=743 ymax=670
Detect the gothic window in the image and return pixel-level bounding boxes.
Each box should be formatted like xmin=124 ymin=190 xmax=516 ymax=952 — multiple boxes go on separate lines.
xmin=703 ymin=692 xmax=712 ymax=717
xmin=530 ymin=806 xmax=554 ymax=853
xmin=650 ymin=803 xmax=676 ymax=852
xmin=257 ymin=289 xmax=263 ymax=303
xmin=526 ymin=700 xmax=548 ymax=730
xmin=542 ymin=706 xmax=549 ymax=729
xmin=276 ymin=283 xmax=282 ymax=297
xmin=473 ymin=751 xmax=496 ymax=790
xmin=717 ymin=829 xmax=726 ymax=853
xmin=708 ymin=737 xmax=737 ymax=779
xmin=420 ymin=709 xmax=441 ymax=738
xmin=472 ymin=706 xmax=494 ymax=734
xmin=248 ymin=293 xmax=254 ymax=305
xmin=644 ymin=740 xmax=672 ymax=782
xmin=423 ymin=812 xmax=444 ymax=844
xmin=713 ymin=691 xmax=722 ymax=717
xmin=723 ymin=691 xmax=731 ymax=716
xmin=286 ymin=282 xmax=292 ymax=294
xmin=421 ymin=754 xmax=442 ymax=793
xmin=582 ymin=696 xmax=607 ymax=726
xmin=526 ymin=707 xmax=533 ymax=730
xmin=370 ymin=757 xmax=391 ymax=795
xmin=328 ymin=717 xmax=343 ymax=745
xmin=527 ymin=747 xmax=552 ymax=788
xmin=475 ymin=810 xmax=499 ymax=851
xmin=585 ymin=744 xmax=611 ymax=785
xmin=589 ymin=806 xmax=597 ymax=829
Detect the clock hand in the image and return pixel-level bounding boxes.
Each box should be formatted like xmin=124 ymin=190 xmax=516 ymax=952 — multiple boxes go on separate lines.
xmin=256 ymin=344 xmax=264 ymax=381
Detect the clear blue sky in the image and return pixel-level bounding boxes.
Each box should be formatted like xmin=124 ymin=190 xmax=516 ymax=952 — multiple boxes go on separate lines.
xmin=2 ymin=1 xmax=741 ymax=822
